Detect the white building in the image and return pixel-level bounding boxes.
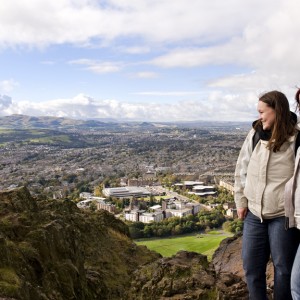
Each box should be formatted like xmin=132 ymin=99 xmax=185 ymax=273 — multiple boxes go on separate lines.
xmin=125 ymin=209 xmax=164 ymax=223
xmin=165 ymin=207 xmax=193 ymax=218
xmin=185 ymin=202 xmax=201 ymax=214
xmin=139 ymin=212 xmax=164 ymax=223
xmin=189 ymin=185 xmax=217 ymax=197
xmin=102 ymin=186 xmax=151 ymax=198
xmin=79 ymin=192 xmax=92 ymax=199
xmin=174 ymin=181 xmax=204 ymax=190
xmin=125 ymin=210 xmax=141 ymax=222
xmin=219 ymin=180 xmax=234 ymax=195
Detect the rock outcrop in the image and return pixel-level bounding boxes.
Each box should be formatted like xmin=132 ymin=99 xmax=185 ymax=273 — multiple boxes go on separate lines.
xmin=125 ymin=250 xmax=248 ymax=299
xmin=0 ymin=187 xmax=159 ymax=299
xmin=0 ymin=187 xmax=249 ymax=299
xmin=212 ymin=232 xmax=274 ymax=290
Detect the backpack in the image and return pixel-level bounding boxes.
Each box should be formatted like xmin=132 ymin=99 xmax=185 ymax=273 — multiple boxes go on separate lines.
xmin=252 ymin=130 xmax=300 ymax=155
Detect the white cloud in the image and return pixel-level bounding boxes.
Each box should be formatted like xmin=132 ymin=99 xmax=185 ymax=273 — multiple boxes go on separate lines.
xmin=120 ymin=46 xmax=151 ymax=54
xmin=0 ymin=93 xmax=258 ymax=122
xmin=132 ymin=91 xmax=203 ymax=97
xmin=148 ymin=0 xmax=300 ymax=94
xmin=133 ymin=72 xmax=158 ymax=79
xmin=0 ymin=0 xmax=280 ymax=48
xmin=69 ymin=59 xmax=123 ymax=73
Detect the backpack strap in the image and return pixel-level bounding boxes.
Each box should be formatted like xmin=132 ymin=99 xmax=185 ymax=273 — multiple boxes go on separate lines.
xmin=295 ymin=130 xmax=300 ymax=156
xmin=252 ymin=130 xmax=260 ymax=151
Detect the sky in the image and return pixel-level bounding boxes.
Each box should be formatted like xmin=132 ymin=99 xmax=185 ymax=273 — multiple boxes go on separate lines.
xmin=0 ymin=0 xmax=300 ymax=122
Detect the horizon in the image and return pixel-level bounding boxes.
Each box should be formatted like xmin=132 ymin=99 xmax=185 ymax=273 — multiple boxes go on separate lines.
xmin=0 ymin=0 xmax=299 ymax=122
xmin=0 ymin=113 xmax=253 ymax=125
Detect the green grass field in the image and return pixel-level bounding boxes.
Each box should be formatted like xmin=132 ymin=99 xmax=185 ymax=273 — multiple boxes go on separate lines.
xmin=135 ymin=231 xmax=233 ymax=260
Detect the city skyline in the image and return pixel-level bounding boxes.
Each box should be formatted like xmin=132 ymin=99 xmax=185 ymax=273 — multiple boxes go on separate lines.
xmin=0 ymin=0 xmax=299 ymax=122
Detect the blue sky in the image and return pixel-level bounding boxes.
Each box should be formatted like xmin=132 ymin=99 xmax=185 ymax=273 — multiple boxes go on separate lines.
xmin=0 ymin=0 xmax=299 ymax=122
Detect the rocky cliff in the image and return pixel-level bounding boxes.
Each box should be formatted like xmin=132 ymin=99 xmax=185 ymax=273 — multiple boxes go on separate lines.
xmin=212 ymin=233 xmax=274 ymax=290
xmin=0 ymin=187 xmax=249 ymax=300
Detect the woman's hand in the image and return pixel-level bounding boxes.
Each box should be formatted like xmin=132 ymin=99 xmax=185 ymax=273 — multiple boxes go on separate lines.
xmin=237 ymin=207 xmax=248 ymax=220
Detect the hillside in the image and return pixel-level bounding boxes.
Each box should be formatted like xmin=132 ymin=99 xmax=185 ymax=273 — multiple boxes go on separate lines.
xmin=0 ymin=187 xmax=248 ymax=299
xmin=0 ymin=187 xmax=160 ymax=299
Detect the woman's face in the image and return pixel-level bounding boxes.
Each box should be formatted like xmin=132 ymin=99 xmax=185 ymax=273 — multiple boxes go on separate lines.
xmin=257 ymin=101 xmax=276 ymax=130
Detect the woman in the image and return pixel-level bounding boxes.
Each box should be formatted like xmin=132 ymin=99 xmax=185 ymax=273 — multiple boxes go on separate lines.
xmin=286 ymin=88 xmax=300 ymax=300
xmin=235 ymin=90 xmax=300 ymax=300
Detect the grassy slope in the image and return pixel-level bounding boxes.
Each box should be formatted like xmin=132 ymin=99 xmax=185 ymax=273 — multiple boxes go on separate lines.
xmin=135 ymin=231 xmax=233 ymax=260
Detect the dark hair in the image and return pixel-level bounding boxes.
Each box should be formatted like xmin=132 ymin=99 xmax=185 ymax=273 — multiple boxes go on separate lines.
xmin=295 ymin=88 xmax=300 ymax=112
xmin=258 ymin=90 xmax=295 ymax=152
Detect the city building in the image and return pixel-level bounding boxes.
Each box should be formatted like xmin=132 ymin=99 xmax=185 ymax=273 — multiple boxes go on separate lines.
xmin=78 ymin=192 xmax=116 ymax=213
xmin=102 ymin=186 xmax=151 ymax=198
xmin=188 ymin=185 xmax=217 ymax=197
xmin=165 ymin=207 xmax=193 ymax=218
xmin=124 ymin=198 xmax=201 ymax=223
xmin=124 ymin=210 xmax=142 ymax=222
xmin=174 ymin=181 xmax=204 ymax=190
xmin=139 ymin=212 xmax=164 ymax=223
xmin=219 ymin=180 xmax=234 ymax=195
xmin=127 ymin=178 xmax=157 ymax=187
xmin=226 ymin=208 xmax=238 ymax=218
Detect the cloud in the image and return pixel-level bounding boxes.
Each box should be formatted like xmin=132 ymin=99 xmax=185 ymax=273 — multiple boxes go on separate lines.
xmin=0 ymin=95 xmax=13 ymax=111
xmin=0 ymin=79 xmax=19 ymax=93
xmin=133 ymin=72 xmax=159 ymax=79
xmin=0 ymin=93 xmax=258 ymax=122
xmin=120 ymin=46 xmax=151 ymax=54
xmin=132 ymin=91 xmax=203 ymax=96
xmin=0 ymin=0 xmax=280 ymax=48
xmin=69 ymin=59 xmax=123 ymax=73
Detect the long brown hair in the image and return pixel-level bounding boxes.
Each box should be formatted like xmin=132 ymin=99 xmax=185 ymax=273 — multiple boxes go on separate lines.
xmin=258 ymin=90 xmax=295 ymax=152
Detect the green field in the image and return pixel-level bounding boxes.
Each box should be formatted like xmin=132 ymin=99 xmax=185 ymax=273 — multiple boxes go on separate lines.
xmin=135 ymin=231 xmax=233 ymax=260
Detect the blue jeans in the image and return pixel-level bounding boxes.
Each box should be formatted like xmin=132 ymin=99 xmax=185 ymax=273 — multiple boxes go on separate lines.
xmin=291 ymin=244 xmax=300 ymax=299
xmin=242 ymin=211 xmax=299 ymax=300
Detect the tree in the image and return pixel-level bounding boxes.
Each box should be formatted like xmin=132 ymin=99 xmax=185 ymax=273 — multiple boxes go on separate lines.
xmin=143 ymin=225 xmax=152 ymax=237
xmin=173 ymin=224 xmax=182 ymax=235
xmin=94 ymin=185 xmax=103 ymax=197
xmin=89 ymin=201 xmax=97 ymax=212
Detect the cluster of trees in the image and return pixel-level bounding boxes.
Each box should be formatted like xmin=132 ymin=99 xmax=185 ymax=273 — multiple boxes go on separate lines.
xmin=222 ymin=219 xmax=244 ymax=233
xmin=127 ymin=209 xmax=226 ymax=239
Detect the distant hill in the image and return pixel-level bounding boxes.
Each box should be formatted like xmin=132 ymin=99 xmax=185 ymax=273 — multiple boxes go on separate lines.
xmin=0 ymin=114 xmax=114 ymax=129
xmin=0 ymin=114 xmax=251 ymax=131
xmin=0 ymin=114 xmax=172 ymax=131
